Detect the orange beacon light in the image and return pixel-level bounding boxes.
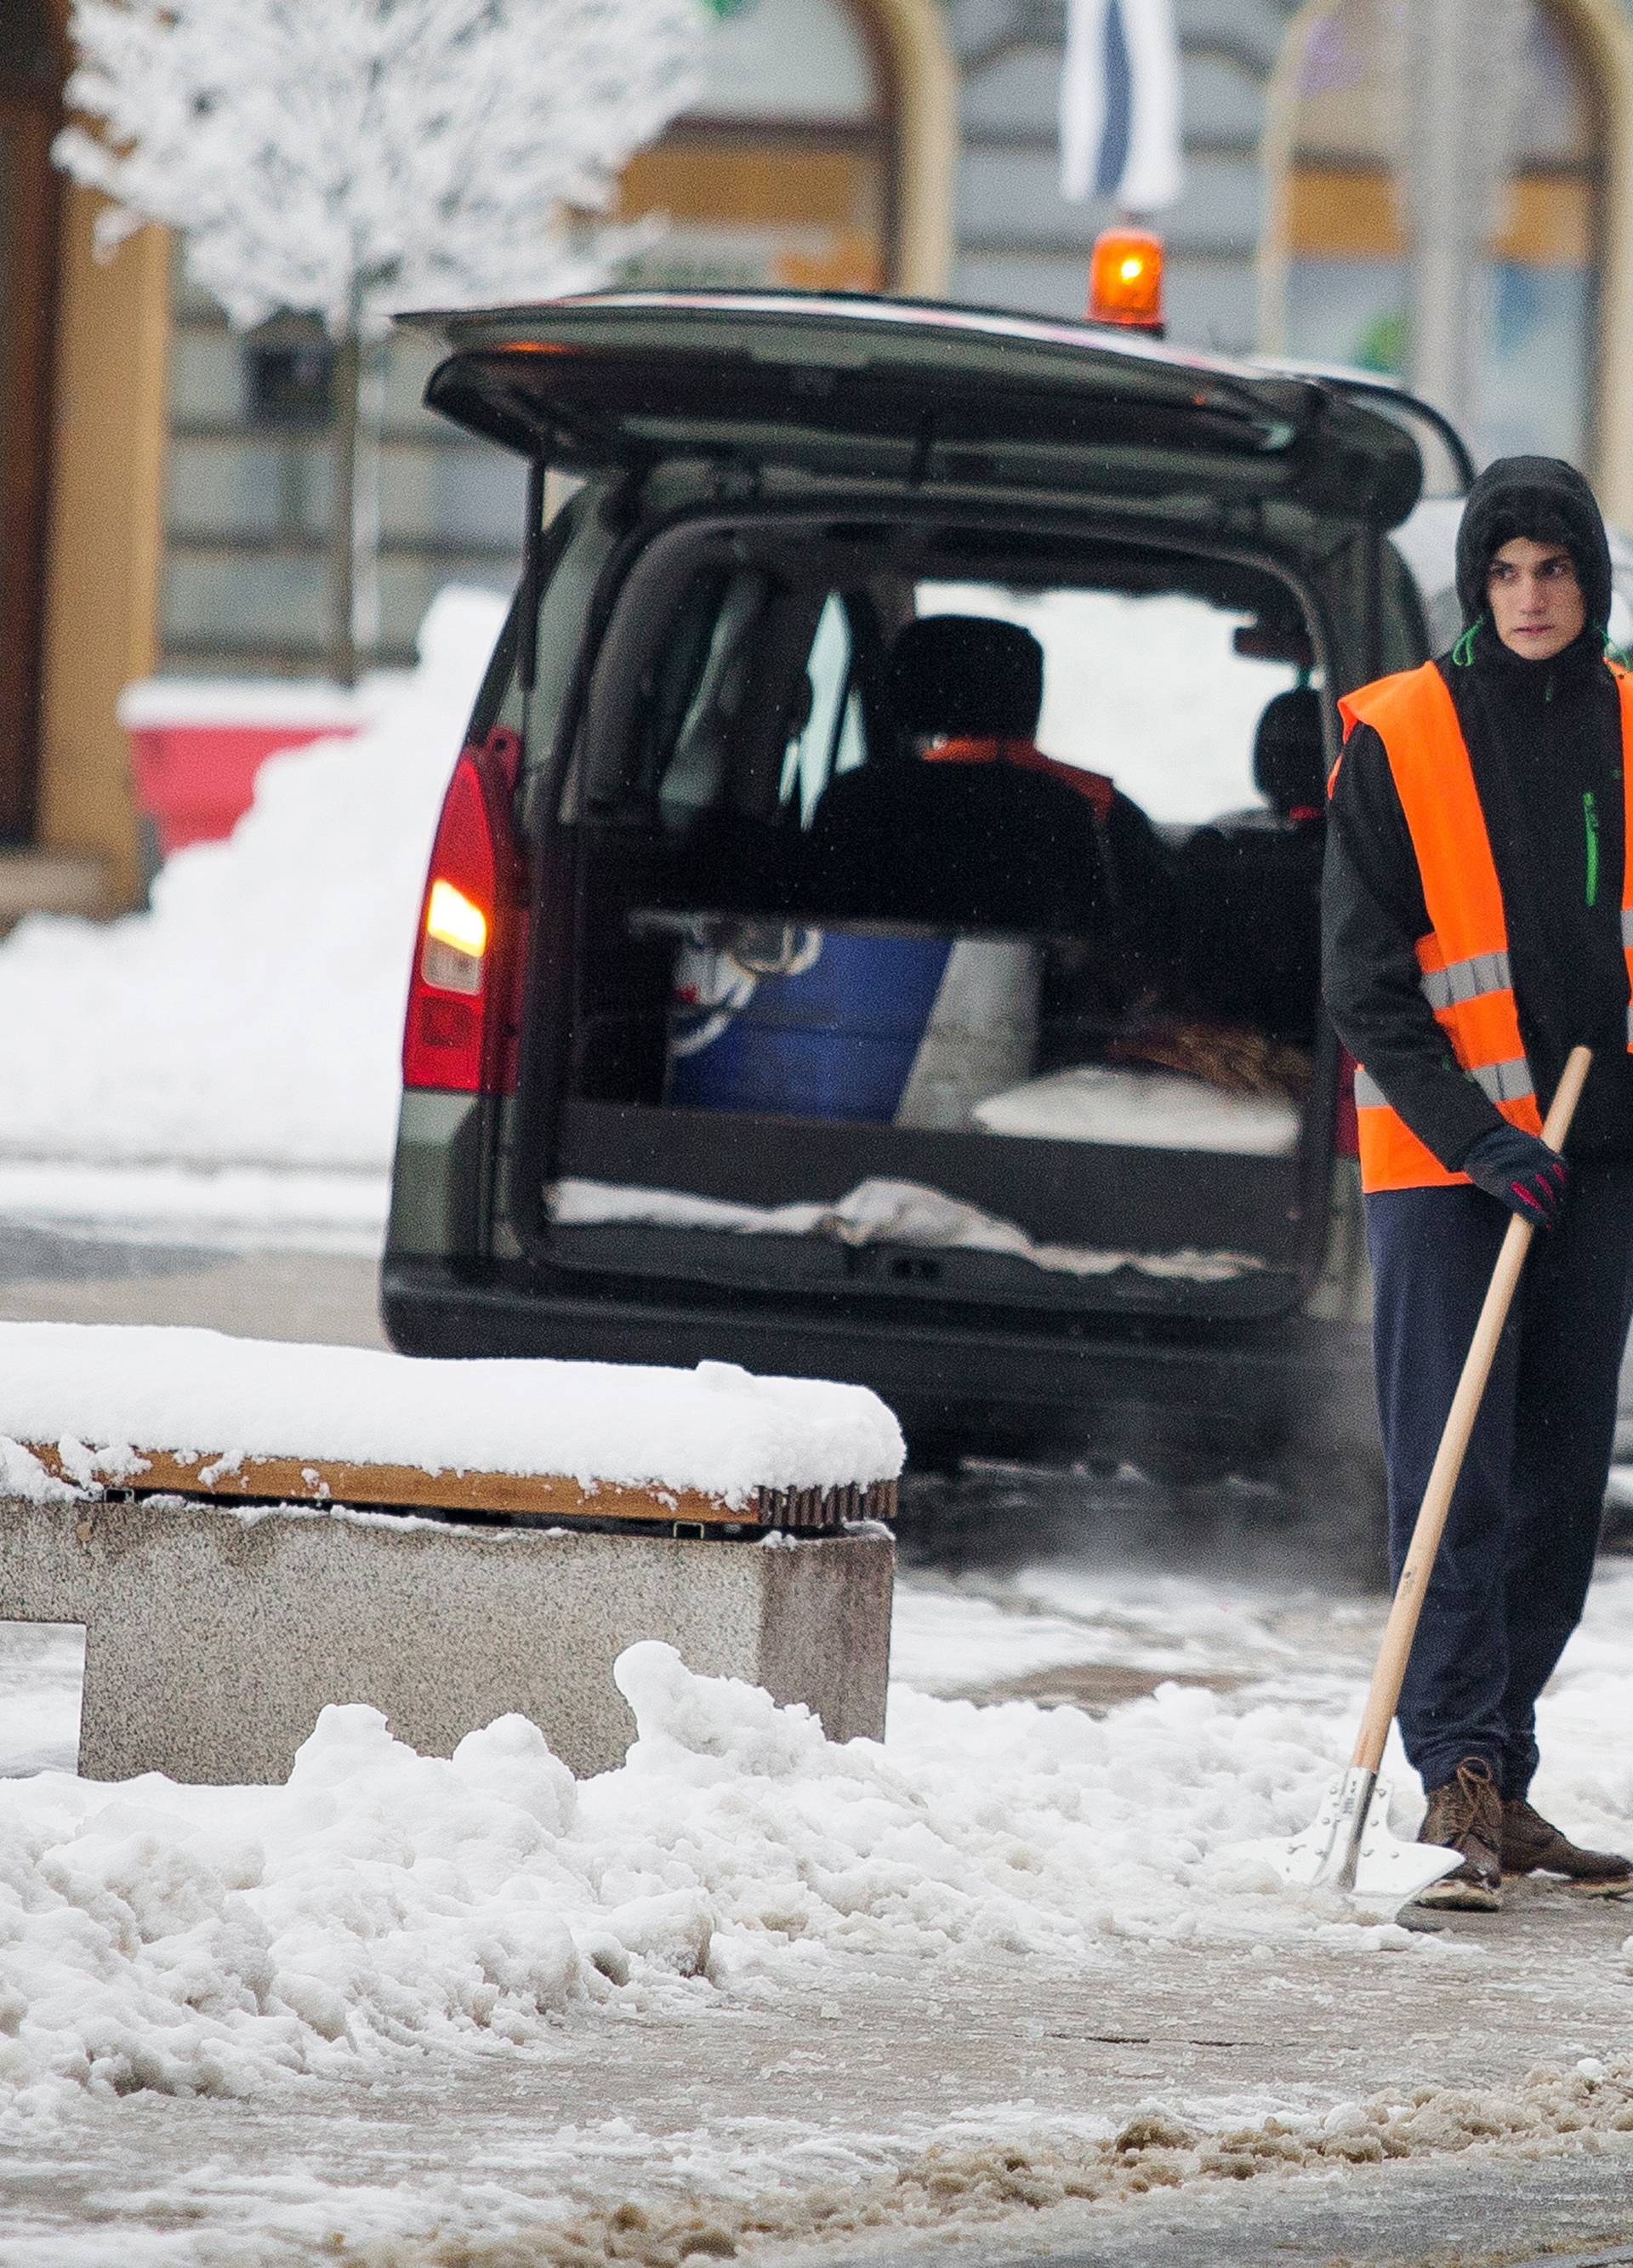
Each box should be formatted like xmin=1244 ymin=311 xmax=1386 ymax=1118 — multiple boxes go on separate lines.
xmin=1088 ymin=226 xmax=1165 ymax=333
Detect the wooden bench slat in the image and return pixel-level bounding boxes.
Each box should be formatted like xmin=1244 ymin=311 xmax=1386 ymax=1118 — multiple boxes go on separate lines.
xmin=22 ymin=1445 xmax=753 ymax=1525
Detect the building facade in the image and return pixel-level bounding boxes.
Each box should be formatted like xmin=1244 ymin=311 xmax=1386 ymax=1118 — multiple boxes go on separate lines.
xmin=6 ymin=0 xmax=1633 ymax=907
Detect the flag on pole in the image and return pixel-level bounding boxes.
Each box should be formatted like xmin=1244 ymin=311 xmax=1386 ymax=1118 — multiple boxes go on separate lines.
xmin=1060 ymin=0 xmax=1183 ymax=214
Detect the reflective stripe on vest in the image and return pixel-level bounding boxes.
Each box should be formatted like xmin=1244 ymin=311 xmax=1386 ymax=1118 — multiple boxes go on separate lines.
xmin=1419 ymin=949 xmax=1511 ymax=1010
xmin=1351 ymin=1057 xmax=1532 ymax=1110
xmin=1335 ymin=658 xmax=1633 ymax=1193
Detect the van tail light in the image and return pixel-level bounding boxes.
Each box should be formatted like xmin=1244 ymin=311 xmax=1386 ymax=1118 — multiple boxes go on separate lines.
xmin=1335 ymin=1047 xmax=1360 ymax=1160
xmin=1088 ymin=226 xmax=1165 ymax=333
xmin=402 ymin=727 xmax=526 ymax=1095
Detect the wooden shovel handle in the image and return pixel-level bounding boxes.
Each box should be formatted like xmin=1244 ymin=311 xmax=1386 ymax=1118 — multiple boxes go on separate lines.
xmin=1350 ymin=1043 xmax=1593 ymax=1774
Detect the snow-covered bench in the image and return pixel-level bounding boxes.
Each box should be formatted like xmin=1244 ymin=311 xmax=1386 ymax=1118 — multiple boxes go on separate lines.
xmin=0 ymin=1325 xmax=901 ymax=1783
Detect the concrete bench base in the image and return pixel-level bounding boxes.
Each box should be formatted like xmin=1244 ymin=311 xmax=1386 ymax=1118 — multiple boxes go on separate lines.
xmin=0 ymin=1492 xmax=894 ymax=1783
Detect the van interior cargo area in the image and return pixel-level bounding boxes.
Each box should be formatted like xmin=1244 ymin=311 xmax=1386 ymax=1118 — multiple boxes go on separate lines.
xmin=536 ymin=516 xmax=1337 ymax=1321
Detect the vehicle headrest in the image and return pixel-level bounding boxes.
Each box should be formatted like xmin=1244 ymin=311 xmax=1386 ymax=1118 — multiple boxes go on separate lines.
xmin=1253 ymin=687 xmax=1325 ymax=818
xmin=888 ymin=615 xmax=1044 ymax=740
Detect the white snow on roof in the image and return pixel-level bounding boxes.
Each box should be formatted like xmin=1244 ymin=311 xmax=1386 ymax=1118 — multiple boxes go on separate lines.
xmin=0 ymin=1322 xmax=903 ymax=1500
xmin=117 ymin=681 xmax=369 ymax=730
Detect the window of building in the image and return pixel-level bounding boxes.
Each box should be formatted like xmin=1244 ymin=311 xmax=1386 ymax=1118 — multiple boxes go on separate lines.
xmin=617 ymin=0 xmax=894 ymax=294
xmin=1281 ymin=0 xmax=1602 ymax=465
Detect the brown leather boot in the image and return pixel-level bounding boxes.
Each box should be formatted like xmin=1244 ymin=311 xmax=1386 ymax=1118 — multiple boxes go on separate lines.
xmin=1500 ymin=1799 xmax=1633 ymax=1895
xmin=1415 ymin=1756 xmax=1504 ymax=1910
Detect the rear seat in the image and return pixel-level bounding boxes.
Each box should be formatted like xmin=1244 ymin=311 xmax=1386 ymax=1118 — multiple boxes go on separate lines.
xmin=1178 ymin=687 xmax=1327 ymax=1045
xmin=805 ymin=615 xmax=1120 ymax=932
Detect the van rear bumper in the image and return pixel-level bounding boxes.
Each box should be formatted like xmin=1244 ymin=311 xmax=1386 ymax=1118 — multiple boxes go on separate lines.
xmin=381 ymin=1257 xmax=1372 ymax=1458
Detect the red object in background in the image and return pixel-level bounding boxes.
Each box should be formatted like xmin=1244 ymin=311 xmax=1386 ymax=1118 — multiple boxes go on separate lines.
xmin=126 ymin=717 xmax=361 ymax=858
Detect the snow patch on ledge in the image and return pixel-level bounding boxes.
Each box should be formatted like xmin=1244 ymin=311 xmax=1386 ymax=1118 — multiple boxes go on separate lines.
xmin=0 ymin=1439 xmax=80 ymax=1503
xmin=0 ymin=1161 xmax=388 ymax=1251
xmin=0 ymin=1322 xmax=903 ymax=1502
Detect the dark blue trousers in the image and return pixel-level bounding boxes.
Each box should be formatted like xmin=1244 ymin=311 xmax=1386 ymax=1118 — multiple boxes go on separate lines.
xmin=1366 ymin=1164 xmax=1633 ymax=1799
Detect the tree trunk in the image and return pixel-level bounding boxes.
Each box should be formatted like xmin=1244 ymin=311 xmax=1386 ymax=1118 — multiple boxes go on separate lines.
xmin=327 ymin=327 xmax=362 ymax=688
xmin=351 ymin=339 xmax=386 ymax=668
xmin=326 ymin=299 xmax=386 ymax=689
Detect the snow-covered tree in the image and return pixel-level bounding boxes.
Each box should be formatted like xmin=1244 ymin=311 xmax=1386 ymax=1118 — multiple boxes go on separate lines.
xmin=55 ymin=0 xmax=706 ymax=682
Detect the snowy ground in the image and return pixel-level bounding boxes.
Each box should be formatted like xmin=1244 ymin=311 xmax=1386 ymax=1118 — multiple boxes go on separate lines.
xmin=4 ymin=1517 xmax=1633 ymax=2264
xmin=5 ymin=1227 xmax=1633 ymax=2268
xmin=3 ymin=606 xmax=1632 ymax=2264
xmin=0 ymin=1165 xmax=388 ymax=1256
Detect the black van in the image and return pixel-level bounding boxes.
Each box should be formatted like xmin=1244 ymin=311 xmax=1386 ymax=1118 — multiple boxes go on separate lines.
xmin=381 ymin=290 xmax=1464 ymax=1473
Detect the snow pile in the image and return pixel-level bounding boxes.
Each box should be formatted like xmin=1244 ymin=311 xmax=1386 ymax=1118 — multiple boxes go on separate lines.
xmin=0 ymin=1322 xmax=904 ymax=1502
xmin=0 ymin=1643 xmax=1411 ymax=2121
xmin=553 ymin=1177 xmax=1264 ymax=1282
xmin=0 ymin=1695 xmax=705 ymax=2119
xmin=3 ymin=1604 xmax=1632 ymax=2122
xmin=0 ymin=587 xmax=505 ymax=1174
xmin=0 ymin=1438 xmax=80 ymax=1505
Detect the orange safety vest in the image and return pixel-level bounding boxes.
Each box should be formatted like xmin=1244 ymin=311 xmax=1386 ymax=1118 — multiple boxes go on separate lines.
xmin=922 ymin=736 xmax=1118 ymax=820
xmin=1336 ymin=658 xmax=1633 ymax=1192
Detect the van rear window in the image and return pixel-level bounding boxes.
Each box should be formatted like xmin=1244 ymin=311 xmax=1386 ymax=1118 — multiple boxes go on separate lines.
xmin=913 ymin=581 xmax=1306 ymax=826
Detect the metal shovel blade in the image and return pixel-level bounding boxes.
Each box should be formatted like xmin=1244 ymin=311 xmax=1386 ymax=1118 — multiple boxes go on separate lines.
xmin=1261 ymin=1766 xmax=1461 ymax=1918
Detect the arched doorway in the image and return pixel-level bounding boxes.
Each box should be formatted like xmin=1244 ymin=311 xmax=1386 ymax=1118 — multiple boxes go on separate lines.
xmin=1260 ymin=0 xmax=1613 ymax=480
xmin=0 ymin=0 xmax=60 ymax=844
xmin=617 ymin=0 xmax=953 ymax=298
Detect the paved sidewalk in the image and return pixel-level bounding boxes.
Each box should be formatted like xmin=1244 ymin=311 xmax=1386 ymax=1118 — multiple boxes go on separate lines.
xmin=0 ymin=1222 xmax=387 ymax=1346
xmin=5 ymin=1894 xmax=1633 ymax=2265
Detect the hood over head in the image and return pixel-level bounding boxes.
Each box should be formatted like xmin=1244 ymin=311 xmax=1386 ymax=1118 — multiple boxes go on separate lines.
xmin=1455 ymin=454 xmax=1613 ymax=633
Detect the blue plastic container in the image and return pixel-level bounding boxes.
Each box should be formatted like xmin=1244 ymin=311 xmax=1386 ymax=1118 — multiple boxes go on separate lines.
xmin=667 ymin=926 xmax=953 ymax=1121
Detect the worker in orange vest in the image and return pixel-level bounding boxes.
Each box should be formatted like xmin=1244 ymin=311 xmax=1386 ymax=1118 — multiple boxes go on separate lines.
xmin=1324 ymin=455 xmax=1633 ymax=1912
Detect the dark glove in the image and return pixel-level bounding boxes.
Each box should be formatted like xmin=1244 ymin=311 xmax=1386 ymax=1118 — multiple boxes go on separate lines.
xmin=1461 ymin=1124 xmax=1571 ymax=1228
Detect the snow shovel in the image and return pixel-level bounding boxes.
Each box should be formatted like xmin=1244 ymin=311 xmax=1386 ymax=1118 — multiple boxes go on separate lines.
xmin=1264 ymin=1041 xmax=1593 ymax=1917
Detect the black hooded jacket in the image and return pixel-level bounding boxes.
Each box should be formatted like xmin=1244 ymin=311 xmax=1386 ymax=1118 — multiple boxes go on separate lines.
xmin=1323 ymin=456 xmax=1633 ymax=1165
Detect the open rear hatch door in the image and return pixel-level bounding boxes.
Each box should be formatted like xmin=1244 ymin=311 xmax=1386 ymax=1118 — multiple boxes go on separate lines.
xmin=407 ymin=290 xmax=1423 ymax=528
